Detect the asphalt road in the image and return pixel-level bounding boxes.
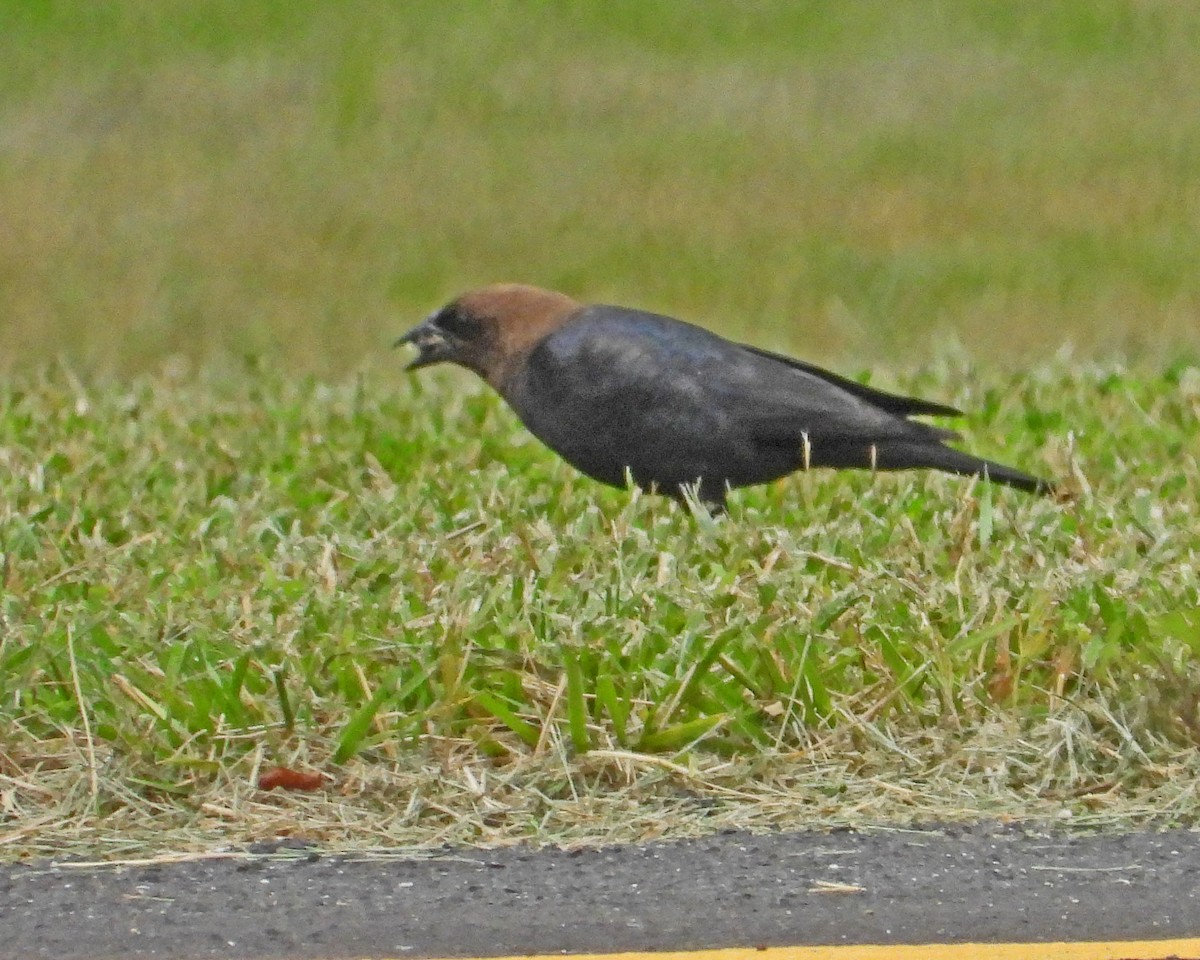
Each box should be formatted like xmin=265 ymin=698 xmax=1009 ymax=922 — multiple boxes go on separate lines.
xmin=3 ymin=823 xmax=1199 ymax=959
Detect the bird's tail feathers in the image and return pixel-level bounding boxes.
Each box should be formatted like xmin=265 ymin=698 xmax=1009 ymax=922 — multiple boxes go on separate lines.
xmin=879 ymin=444 xmax=1054 ymax=495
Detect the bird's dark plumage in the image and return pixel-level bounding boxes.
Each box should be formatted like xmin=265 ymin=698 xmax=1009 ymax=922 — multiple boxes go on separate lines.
xmin=396 ymin=284 xmax=1053 ymax=506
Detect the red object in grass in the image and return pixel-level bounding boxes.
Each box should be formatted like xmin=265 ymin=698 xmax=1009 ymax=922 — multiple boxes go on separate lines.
xmin=258 ymin=766 xmax=327 ymax=791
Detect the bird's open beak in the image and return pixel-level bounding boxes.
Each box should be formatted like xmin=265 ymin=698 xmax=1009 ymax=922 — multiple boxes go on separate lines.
xmin=393 ymin=319 xmax=449 ymax=371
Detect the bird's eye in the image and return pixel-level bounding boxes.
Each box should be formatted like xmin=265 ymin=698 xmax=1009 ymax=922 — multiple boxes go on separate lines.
xmin=435 ymin=305 xmax=479 ymax=339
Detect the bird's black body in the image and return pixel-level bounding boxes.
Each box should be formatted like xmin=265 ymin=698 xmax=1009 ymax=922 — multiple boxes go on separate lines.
xmin=502 ymin=306 xmax=1043 ymax=504
xmin=397 ymin=285 xmax=1053 ymax=505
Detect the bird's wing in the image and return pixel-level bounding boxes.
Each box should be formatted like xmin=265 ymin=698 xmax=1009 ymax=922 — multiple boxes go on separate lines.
xmin=738 ymin=344 xmax=963 ymax=419
xmin=717 ymin=345 xmax=961 ymax=446
xmin=513 ymin=307 xmax=949 ymax=454
xmin=700 ymin=348 xmax=955 ymax=448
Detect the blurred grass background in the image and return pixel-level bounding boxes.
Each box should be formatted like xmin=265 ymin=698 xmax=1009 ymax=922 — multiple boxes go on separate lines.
xmin=3 ymin=0 xmax=1199 ymax=375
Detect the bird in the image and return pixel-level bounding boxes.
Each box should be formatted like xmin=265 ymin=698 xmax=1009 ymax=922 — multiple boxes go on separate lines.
xmin=395 ymin=284 xmax=1053 ymax=507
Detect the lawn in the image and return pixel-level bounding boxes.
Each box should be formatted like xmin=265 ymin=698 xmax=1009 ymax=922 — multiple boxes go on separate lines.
xmin=3 ymin=359 xmax=1198 ymax=856
xmin=1 ymin=1 xmax=1199 ymax=857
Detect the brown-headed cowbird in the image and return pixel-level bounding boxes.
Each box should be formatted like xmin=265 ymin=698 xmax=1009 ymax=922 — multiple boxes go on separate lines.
xmin=396 ymin=284 xmax=1053 ymax=506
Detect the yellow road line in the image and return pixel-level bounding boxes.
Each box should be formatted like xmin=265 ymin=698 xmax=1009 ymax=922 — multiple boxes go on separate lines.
xmin=406 ymin=940 xmax=1200 ymax=960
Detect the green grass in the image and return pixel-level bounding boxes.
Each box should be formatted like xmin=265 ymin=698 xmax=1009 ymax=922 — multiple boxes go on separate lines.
xmin=2 ymin=358 xmax=1198 ymax=855
xmin=2 ymin=1 xmax=1200 ymax=856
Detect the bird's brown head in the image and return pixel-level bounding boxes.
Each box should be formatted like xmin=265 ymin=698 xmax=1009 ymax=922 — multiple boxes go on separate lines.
xmin=395 ymin=284 xmax=580 ymax=388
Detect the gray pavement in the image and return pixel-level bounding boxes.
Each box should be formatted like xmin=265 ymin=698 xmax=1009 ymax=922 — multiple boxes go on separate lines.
xmin=3 ymin=823 xmax=1200 ymax=959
